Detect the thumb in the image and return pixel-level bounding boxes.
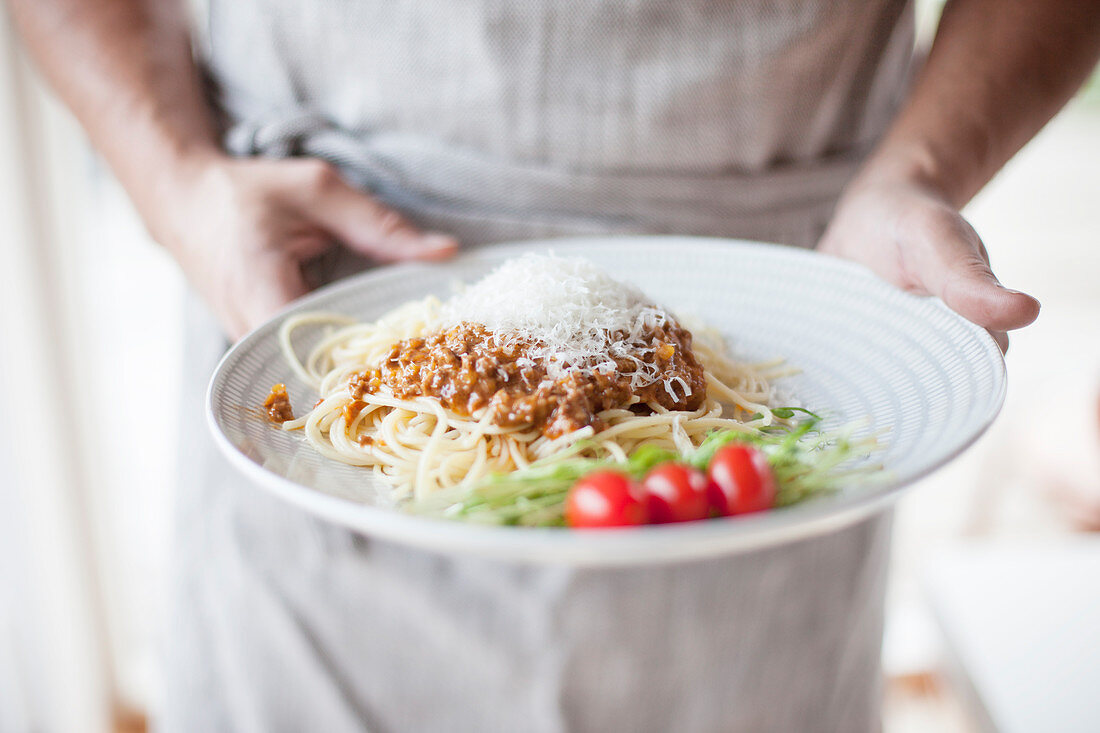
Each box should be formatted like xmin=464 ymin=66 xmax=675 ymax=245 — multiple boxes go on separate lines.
xmin=909 ymin=214 xmax=1040 ymax=332
xmin=297 ymin=162 xmax=458 ymax=262
xmin=234 ymin=253 xmax=312 ymax=340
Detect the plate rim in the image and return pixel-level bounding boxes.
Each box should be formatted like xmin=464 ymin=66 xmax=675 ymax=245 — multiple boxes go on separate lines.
xmin=206 ymin=235 xmax=1007 ymax=565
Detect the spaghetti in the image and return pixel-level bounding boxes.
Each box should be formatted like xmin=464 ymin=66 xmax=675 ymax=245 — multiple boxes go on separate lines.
xmin=270 ymin=256 xmax=785 ymax=501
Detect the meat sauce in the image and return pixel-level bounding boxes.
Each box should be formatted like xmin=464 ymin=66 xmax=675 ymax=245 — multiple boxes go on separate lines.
xmin=349 ymin=323 xmax=706 ymax=439
xmin=264 ymin=383 xmax=295 ymax=423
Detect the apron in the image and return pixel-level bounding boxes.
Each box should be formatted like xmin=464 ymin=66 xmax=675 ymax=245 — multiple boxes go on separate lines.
xmin=164 ymin=3 xmax=912 ymax=731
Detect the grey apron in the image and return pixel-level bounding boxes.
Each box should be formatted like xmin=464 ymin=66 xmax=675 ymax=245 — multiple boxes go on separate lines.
xmin=164 ymin=2 xmax=912 ymax=731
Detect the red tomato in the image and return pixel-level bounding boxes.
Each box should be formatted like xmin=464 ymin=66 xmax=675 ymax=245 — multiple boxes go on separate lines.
xmin=565 ymin=471 xmax=648 ymax=528
xmin=706 ymin=444 xmax=776 ymax=515
xmin=641 ymin=463 xmax=710 ymax=523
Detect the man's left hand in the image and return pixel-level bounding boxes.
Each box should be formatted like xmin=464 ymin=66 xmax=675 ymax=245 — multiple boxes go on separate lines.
xmin=818 ymin=175 xmax=1040 ymax=352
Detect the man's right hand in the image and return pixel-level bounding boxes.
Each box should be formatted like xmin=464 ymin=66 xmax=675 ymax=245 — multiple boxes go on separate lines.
xmin=9 ymin=1 xmax=459 ymax=340
xmin=156 ymin=156 xmax=458 ymax=340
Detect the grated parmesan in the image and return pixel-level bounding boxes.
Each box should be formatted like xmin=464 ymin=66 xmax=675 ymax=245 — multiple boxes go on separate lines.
xmin=439 ymin=253 xmax=682 ymax=391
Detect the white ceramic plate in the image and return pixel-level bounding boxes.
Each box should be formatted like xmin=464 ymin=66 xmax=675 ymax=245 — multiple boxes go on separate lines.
xmin=208 ymin=237 xmax=1005 ymax=565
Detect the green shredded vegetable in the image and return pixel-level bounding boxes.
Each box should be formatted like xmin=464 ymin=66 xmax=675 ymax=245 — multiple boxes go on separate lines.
xmin=408 ymin=413 xmax=881 ymax=527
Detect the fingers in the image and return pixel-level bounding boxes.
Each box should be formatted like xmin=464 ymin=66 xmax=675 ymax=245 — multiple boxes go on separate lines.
xmin=287 ymin=160 xmax=458 ymax=262
xmin=183 ymin=157 xmax=460 ymax=342
xmin=939 ymin=270 xmax=1040 ymax=333
xmin=902 ymin=209 xmax=1040 ymax=332
xmin=820 ymin=181 xmax=1038 ymax=337
xmin=989 ymin=329 xmax=1009 ymax=354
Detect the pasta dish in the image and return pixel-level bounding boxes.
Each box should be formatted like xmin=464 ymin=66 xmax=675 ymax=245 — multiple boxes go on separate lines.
xmin=266 ymin=254 xmax=785 ymax=503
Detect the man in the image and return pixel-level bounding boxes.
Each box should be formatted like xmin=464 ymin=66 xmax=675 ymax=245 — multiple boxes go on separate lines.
xmin=10 ymin=0 xmax=1098 ymax=731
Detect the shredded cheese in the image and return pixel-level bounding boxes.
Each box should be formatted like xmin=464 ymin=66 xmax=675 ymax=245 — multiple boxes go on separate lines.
xmin=440 ymin=253 xmax=679 ymax=390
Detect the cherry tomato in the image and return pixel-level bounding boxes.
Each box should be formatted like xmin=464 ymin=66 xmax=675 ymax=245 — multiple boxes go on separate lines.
xmin=706 ymin=444 xmax=776 ymax=516
xmin=641 ymin=463 xmax=710 ymax=523
xmin=565 ymin=471 xmax=649 ymax=528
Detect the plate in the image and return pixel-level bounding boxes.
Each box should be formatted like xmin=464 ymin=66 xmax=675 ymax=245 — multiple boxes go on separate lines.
xmin=207 ymin=237 xmax=1005 ymax=565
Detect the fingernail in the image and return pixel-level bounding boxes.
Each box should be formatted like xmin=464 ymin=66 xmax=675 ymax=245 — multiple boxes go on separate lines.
xmin=422 ymin=233 xmax=459 ymax=250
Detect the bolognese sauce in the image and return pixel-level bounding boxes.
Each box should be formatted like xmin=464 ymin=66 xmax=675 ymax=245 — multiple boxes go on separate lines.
xmin=263 ymin=383 xmax=295 ymax=423
xmin=348 ymin=322 xmax=706 ymax=439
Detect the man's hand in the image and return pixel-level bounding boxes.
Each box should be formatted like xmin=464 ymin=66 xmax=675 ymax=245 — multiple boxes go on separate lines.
xmin=818 ymin=174 xmax=1039 ymax=352
xmin=7 ymin=0 xmax=459 ymax=339
xmin=816 ymin=0 xmax=1099 ymax=351
xmin=155 ymin=156 xmax=458 ymax=339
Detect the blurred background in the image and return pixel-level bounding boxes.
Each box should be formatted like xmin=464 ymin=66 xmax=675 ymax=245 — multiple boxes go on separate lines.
xmin=0 ymin=2 xmax=1097 ymax=732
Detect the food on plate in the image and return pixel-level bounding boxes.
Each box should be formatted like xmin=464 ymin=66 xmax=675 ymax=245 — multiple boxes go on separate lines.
xmin=707 ymin=443 xmax=777 ymax=516
xmin=564 ymin=471 xmax=649 ymax=528
xmin=268 ymin=253 xmax=872 ymax=525
xmin=412 ymin=411 xmax=870 ymax=527
xmin=263 ymin=383 xmax=295 ymax=424
xmin=641 ymin=463 xmax=711 ymax=524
